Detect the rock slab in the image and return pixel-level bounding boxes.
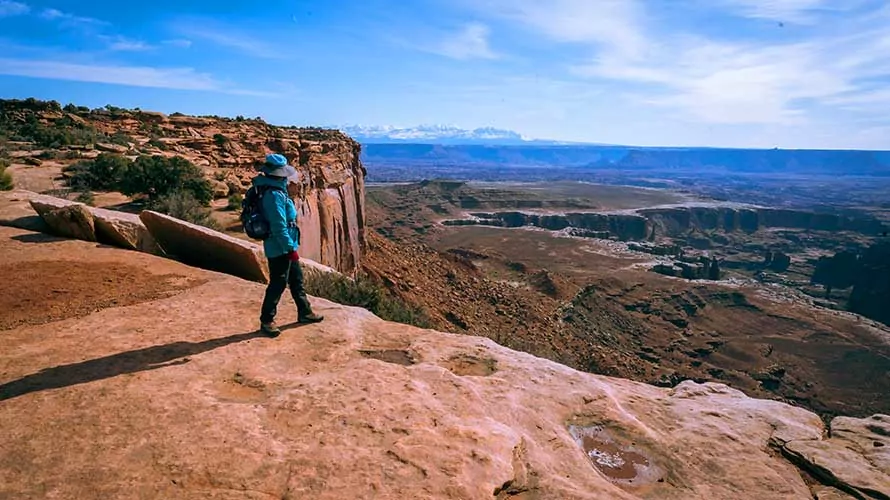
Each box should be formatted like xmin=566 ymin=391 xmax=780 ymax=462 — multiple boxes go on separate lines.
xmin=140 ymin=210 xmax=268 ymax=283
xmin=29 ymin=196 xmax=96 ymax=242
xmin=91 ymin=207 xmax=163 ymax=255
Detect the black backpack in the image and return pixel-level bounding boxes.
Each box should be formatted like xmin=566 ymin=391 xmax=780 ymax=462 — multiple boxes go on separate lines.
xmin=240 ymin=184 xmax=285 ymax=240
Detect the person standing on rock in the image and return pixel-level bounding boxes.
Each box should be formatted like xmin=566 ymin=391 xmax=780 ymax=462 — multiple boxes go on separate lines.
xmin=254 ymin=153 xmax=324 ymax=336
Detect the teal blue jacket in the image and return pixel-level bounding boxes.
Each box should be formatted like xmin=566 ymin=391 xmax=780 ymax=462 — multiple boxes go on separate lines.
xmin=252 ymin=175 xmax=299 ymax=258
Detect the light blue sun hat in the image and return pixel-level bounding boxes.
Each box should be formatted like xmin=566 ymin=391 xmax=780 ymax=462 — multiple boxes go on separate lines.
xmin=261 ymin=153 xmax=297 ymax=178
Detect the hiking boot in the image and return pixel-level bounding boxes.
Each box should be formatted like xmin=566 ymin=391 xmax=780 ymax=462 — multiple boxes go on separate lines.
xmin=260 ymin=321 xmax=281 ymax=337
xmin=298 ymin=312 xmax=324 ymax=324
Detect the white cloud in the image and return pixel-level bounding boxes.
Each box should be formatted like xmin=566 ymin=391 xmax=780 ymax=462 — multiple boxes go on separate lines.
xmin=474 ymin=0 xmax=647 ymax=58
xmin=430 ymin=23 xmax=498 ymax=60
xmin=40 ymin=7 xmax=106 ymax=26
xmin=0 ymin=58 xmax=277 ymax=96
xmin=163 ymin=39 xmax=193 ymax=49
xmin=104 ymin=37 xmax=155 ymax=51
xmin=175 ymin=25 xmax=284 ymax=59
xmin=577 ymin=37 xmax=863 ymax=124
xmin=717 ymin=0 xmax=861 ymax=24
xmin=0 ymin=0 xmax=29 ymax=17
xmin=467 ymin=0 xmax=890 ymax=127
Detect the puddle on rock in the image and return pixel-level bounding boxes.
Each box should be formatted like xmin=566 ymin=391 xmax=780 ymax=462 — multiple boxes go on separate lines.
xmin=568 ymin=425 xmax=662 ymax=486
xmin=359 ymin=349 xmax=417 ymax=366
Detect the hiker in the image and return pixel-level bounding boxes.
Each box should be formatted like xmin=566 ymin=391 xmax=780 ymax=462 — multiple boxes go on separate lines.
xmin=254 ymin=153 xmax=324 ymax=336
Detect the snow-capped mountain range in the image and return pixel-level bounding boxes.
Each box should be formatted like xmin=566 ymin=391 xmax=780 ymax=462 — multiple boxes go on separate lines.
xmin=339 ymin=125 xmax=567 ymax=145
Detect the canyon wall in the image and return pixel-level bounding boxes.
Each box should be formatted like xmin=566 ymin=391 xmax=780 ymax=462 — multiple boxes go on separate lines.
xmin=446 ymin=205 xmax=888 ymax=241
xmin=0 ymin=99 xmax=365 ymax=273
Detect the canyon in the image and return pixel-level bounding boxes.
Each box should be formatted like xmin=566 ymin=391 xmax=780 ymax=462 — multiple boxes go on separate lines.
xmin=444 ymin=204 xmax=888 ymax=242
xmin=2 ymin=100 xmax=889 ymax=498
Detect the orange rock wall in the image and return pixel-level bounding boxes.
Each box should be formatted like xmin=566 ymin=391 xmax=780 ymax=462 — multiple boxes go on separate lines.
xmin=0 ymin=100 xmax=366 ymax=273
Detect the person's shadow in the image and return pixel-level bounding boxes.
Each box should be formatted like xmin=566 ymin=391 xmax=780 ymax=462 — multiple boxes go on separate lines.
xmin=0 ymin=330 xmax=267 ymax=401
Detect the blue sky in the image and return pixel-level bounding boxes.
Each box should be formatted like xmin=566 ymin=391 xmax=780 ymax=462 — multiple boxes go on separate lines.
xmin=1 ymin=0 xmax=889 ymax=149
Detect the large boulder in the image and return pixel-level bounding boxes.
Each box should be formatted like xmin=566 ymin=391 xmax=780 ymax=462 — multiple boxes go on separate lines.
xmin=139 ymin=210 xmax=268 ymax=283
xmin=0 ymin=190 xmax=49 ymax=233
xmin=91 ymin=207 xmax=163 ymax=255
xmin=29 ymin=196 xmax=96 ymax=242
xmin=95 ymin=143 xmax=129 ymax=154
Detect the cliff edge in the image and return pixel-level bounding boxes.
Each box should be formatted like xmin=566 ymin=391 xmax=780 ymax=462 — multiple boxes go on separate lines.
xmin=0 ymin=225 xmax=886 ymax=499
xmin=0 ymin=98 xmax=365 ymax=273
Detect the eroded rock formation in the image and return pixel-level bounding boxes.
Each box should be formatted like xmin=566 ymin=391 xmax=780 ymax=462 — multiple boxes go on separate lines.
xmin=445 ymin=205 xmax=888 ymax=242
xmin=0 ymin=98 xmax=365 ymax=273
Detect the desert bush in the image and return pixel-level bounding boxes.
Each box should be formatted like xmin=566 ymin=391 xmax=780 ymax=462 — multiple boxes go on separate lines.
xmin=119 ymin=155 xmax=212 ymax=204
xmin=7 ymin=115 xmax=104 ymax=148
xmin=107 ymin=131 xmax=133 ymax=146
xmin=148 ymin=137 xmax=168 ymax=150
xmin=0 ymin=158 xmax=12 ymax=191
xmin=150 ymin=190 xmax=221 ymax=230
xmin=103 ymin=105 xmax=127 ymax=115
xmin=304 ymin=272 xmax=431 ymax=328
xmin=37 ymin=150 xmax=59 ymax=160
xmin=64 ymin=153 xmax=132 ymax=191
xmin=227 ymin=193 xmax=243 ymax=211
xmin=213 ymin=133 xmax=229 ymax=146
xmin=75 ymin=190 xmax=95 ymax=206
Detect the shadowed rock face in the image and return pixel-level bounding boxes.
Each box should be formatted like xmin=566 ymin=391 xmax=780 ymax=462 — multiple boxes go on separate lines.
xmin=848 ymin=242 xmax=890 ymax=326
xmin=812 ymin=242 xmax=890 ymax=326
xmin=0 ymin=98 xmax=366 ymax=273
xmin=140 ymin=210 xmax=268 ymax=283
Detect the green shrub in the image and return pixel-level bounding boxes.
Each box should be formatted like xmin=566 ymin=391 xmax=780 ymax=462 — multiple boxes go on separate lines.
xmin=107 ymin=131 xmax=133 ymax=146
xmin=213 ymin=133 xmax=229 ymax=146
xmin=148 ymin=137 xmax=168 ymax=150
xmin=75 ymin=190 xmax=95 ymax=206
xmin=63 ymin=153 xmax=132 ymax=191
xmin=10 ymin=115 xmax=103 ymax=148
xmin=304 ymin=272 xmax=431 ymax=328
xmin=150 ymin=190 xmax=221 ymax=230
xmin=0 ymin=158 xmax=12 ymax=191
xmin=227 ymin=193 xmax=243 ymax=211
xmin=119 ymin=155 xmax=212 ymax=204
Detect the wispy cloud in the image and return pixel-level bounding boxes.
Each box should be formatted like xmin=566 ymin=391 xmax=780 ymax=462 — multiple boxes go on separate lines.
xmin=0 ymin=58 xmax=278 ymax=96
xmin=0 ymin=0 xmax=29 ymax=17
xmin=427 ymin=23 xmax=499 ymax=60
xmin=717 ymin=0 xmax=858 ymax=24
xmin=102 ymin=36 xmax=155 ymax=51
xmin=162 ymin=39 xmax=192 ymax=49
xmin=39 ymin=7 xmax=107 ymax=27
xmin=175 ymin=24 xmax=284 ymax=59
xmin=469 ymin=0 xmax=890 ymax=126
xmin=474 ymin=0 xmax=648 ymax=58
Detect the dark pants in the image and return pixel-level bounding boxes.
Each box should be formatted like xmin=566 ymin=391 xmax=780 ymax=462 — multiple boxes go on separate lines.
xmin=260 ymin=255 xmax=312 ymax=324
